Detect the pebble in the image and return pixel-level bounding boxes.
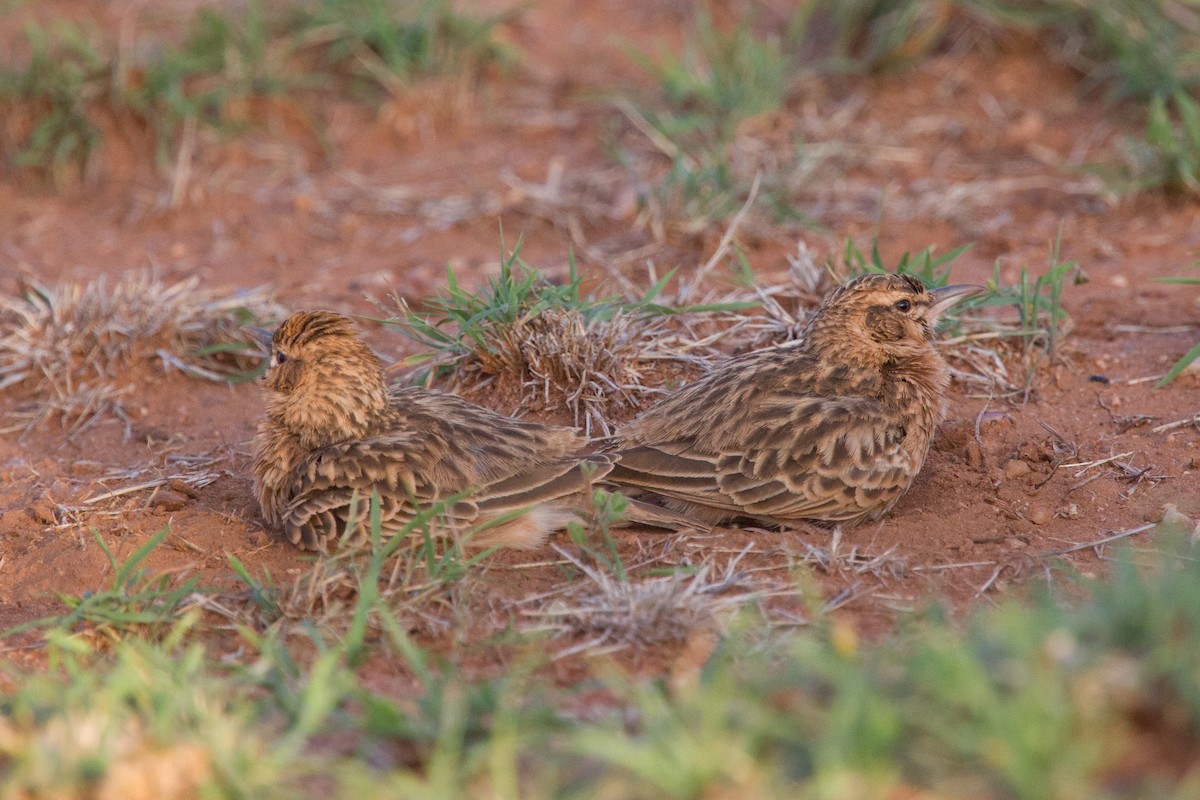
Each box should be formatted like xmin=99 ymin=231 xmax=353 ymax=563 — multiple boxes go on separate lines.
xmin=167 ymin=479 xmax=200 ymax=499
xmin=1004 ymin=459 xmax=1031 ymax=480
xmin=27 ymin=500 xmax=58 ymax=526
xmin=149 ymin=490 xmax=189 ymax=512
xmin=1029 ymin=505 xmax=1053 ymax=525
xmin=965 ymin=443 xmax=983 ymax=468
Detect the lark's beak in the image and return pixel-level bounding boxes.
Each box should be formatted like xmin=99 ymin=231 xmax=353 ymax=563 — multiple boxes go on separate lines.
xmin=927 ymin=284 xmax=985 ymax=324
xmin=242 ymin=326 xmax=275 ymax=358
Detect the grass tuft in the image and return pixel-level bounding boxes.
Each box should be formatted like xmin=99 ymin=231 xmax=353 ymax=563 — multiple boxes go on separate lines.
xmin=1120 ymin=89 xmax=1200 ymax=194
xmin=622 ymin=11 xmax=802 ymax=234
xmin=0 ymin=1 xmax=514 ymax=183
xmin=209 ymin=494 xmax=498 ymax=648
xmin=0 ymin=273 xmax=283 ymax=433
xmin=0 ymin=23 xmax=105 ymax=186
xmin=290 ymin=0 xmax=515 ymax=92
xmin=386 ymin=242 xmax=735 ymax=435
xmin=3 ymin=527 xmax=196 ymax=644
xmin=524 ymin=543 xmax=764 ymax=656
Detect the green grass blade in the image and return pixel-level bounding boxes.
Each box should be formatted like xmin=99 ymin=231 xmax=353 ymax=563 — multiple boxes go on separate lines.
xmin=111 ymin=526 xmax=171 ymax=589
xmin=1156 ymin=340 xmax=1200 ymax=387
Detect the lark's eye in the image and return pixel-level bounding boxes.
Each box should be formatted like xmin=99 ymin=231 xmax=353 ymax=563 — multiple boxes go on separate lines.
xmin=894 ymin=299 xmax=911 ymax=312
xmin=274 ymin=351 xmax=288 ymax=365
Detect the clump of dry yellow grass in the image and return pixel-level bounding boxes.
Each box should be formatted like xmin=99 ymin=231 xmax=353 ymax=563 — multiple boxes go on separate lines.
xmin=0 ymin=272 xmax=284 ymax=433
xmin=384 ymin=250 xmax=688 ymax=437
xmin=520 ymin=545 xmax=772 ymax=657
xmin=443 ymin=307 xmax=668 ymax=437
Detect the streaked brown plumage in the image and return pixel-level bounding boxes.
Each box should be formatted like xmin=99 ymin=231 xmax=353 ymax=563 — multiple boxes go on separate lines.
xmin=607 ymin=274 xmax=984 ymax=528
xmin=248 ymin=311 xmax=610 ymax=552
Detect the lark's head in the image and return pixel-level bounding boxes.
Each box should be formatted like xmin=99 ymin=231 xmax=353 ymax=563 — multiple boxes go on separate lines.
xmin=805 ymin=274 xmax=984 ymax=364
xmin=245 ymin=311 xmax=388 ymax=447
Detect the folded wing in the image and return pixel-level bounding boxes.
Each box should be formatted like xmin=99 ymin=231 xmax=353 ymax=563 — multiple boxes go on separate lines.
xmin=610 ymin=395 xmax=914 ymax=525
xmin=282 ymin=408 xmax=611 ymax=550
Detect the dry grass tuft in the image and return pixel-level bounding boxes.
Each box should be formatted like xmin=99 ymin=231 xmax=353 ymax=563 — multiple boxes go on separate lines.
xmin=0 ymin=273 xmax=284 ymax=434
xmin=522 ymin=545 xmax=769 ymax=657
xmin=453 ymin=308 xmax=665 ymax=437
xmin=195 ymin=530 xmax=467 ymax=643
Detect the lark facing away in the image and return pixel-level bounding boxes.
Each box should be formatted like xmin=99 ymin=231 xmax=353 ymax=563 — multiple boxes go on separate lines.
xmin=247 ymin=311 xmax=610 ymax=552
xmin=606 ymin=274 xmax=983 ymax=528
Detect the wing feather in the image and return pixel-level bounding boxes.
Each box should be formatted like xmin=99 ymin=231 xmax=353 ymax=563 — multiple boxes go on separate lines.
xmin=281 ymin=425 xmax=607 ymax=550
xmin=611 ymin=395 xmax=915 ymax=525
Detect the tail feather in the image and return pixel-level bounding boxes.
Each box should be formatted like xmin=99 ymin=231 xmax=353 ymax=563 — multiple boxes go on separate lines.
xmin=615 ymin=496 xmax=709 ymax=531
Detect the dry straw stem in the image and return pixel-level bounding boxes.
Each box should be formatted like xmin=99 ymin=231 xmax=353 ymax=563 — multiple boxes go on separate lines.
xmin=0 ymin=272 xmax=284 ymax=433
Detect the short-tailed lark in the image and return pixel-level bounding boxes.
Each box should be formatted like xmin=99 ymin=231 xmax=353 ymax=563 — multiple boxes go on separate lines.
xmin=607 ymin=274 xmax=983 ymax=528
xmin=248 ymin=311 xmax=610 ymax=551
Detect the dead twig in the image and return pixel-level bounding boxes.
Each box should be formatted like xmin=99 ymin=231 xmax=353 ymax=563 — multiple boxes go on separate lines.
xmin=1152 ymin=415 xmax=1200 ymax=434
xmin=1036 ymin=523 xmax=1156 ymax=558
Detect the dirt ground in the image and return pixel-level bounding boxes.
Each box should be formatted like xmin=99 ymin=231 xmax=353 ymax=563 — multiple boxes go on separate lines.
xmin=1 ymin=2 xmax=1198 ymax=671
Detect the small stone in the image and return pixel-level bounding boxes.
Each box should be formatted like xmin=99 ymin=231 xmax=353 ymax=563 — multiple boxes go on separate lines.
xmin=965 ymin=443 xmax=983 ymax=468
xmin=1057 ymin=503 xmax=1081 ymax=520
xmin=149 ymin=489 xmax=189 ymax=512
xmin=27 ymin=500 xmax=58 ymax=525
xmin=167 ymin=479 xmax=200 ymax=499
xmin=1029 ymin=505 xmax=1053 ymax=525
xmin=1004 ymin=459 xmax=1031 ymax=481
xmin=1004 ymin=537 xmax=1028 ymax=549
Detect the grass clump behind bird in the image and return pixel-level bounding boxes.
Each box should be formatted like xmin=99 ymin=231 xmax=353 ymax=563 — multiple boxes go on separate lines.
xmin=387 ymin=241 xmax=742 ymax=436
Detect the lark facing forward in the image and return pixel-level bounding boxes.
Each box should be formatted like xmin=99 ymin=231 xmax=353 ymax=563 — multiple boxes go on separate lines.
xmin=607 ymin=274 xmax=983 ymax=528
xmin=247 ymin=311 xmax=610 ymax=551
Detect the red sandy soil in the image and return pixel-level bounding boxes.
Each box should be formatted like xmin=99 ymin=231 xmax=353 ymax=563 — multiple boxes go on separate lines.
xmin=0 ymin=1 xmax=1198 ymax=674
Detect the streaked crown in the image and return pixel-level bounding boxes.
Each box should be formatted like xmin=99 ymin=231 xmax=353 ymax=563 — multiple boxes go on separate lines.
xmin=272 ymin=310 xmax=359 ymax=350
